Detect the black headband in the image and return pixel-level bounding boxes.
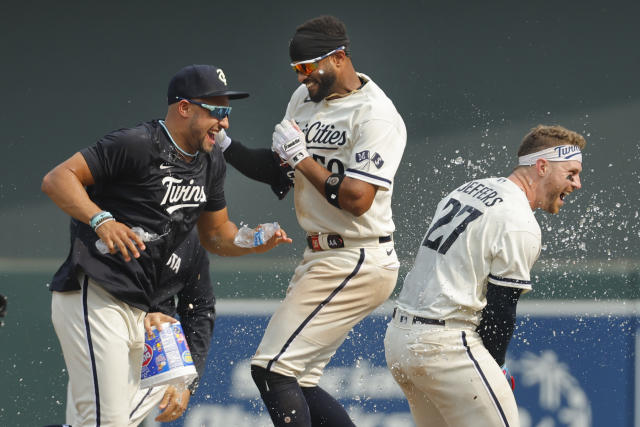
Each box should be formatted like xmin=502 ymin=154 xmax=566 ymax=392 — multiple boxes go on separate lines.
xmin=289 ymin=29 xmax=349 ymax=62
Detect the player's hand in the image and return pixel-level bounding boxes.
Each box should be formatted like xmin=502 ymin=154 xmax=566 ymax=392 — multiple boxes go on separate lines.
xmin=144 ymin=312 xmax=178 ymax=337
xmin=155 ymin=384 xmax=191 ymax=422
xmin=94 ymin=220 xmax=145 ymax=262
xmin=272 ymin=119 xmax=309 ymax=168
xmin=253 ymin=227 xmax=292 ymax=254
xmin=501 ymin=364 xmax=515 ymax=390
xmin=215 ymin=128 xmax=232 ymax=152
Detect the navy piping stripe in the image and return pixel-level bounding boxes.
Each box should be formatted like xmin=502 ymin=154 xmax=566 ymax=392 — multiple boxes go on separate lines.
xmin=345 ymin=168 xmax=392 ymax=185
xmin=266 ymin=248 xmax=366 ymax=372
xmin=82 ymin=275 xmax=101 ymax=426
xmin=129 ymin=387 xmax=154 ymax=419
xmin=307 ymin=146 xmax=338 ymax=150
xmin=461 ymin=331 xmax=509 ymax=427
xmin=488 ymin=274 xmax=531 ymax=285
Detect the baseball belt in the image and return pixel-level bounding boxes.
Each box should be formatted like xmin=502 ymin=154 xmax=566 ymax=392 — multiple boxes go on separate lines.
xmin=306 ymin=233 xmax=392 ymax=251
xmin=392 ymin=307 xmax=445 ymax=326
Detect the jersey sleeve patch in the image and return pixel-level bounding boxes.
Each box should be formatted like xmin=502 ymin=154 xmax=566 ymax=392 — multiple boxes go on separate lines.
xmin=346 ymin=119 xmax=405 ymax=190
xmin=355 ymin=150 xmax=370 ymax=163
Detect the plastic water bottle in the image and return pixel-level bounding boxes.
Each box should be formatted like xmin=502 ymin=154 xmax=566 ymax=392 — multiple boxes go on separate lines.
xmin=95 ymin=226 xmax=159 ymax=254
xmin=233 ymin=222 xmax=280 ymax=248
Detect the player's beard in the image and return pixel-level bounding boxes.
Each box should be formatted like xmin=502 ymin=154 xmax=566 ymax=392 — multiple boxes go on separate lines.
xmin=306 ymin=69 xmax=337 ymax=103
xmin=187 ymin=117 xmax=215 ymax=154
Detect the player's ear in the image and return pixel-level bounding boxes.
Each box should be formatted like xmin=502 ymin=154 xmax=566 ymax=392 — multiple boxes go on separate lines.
xmin=176 ymin=100 xmax=192 ymax=118
xmin=535 ymin=158 xmax=548 ymax=177
xmin=331 ymin=50 xmax=347 ymax=68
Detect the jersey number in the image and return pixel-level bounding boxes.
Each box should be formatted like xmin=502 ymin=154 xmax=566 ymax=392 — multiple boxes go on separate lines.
xmin=422 ymin=198 xmax=483 ymax=255
xmin=312 ymin=154 xmax=344 ymax=174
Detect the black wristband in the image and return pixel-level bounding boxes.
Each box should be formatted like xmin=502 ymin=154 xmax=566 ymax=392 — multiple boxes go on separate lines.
xmin=324 ymin=173 xmax=345 ymax=208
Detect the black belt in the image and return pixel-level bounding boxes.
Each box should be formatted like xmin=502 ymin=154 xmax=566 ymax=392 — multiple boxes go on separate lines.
xmin=306 ymin=234 xmax=392 ymax=250
xmin=393 ymin=307 xmax=445 ymax=326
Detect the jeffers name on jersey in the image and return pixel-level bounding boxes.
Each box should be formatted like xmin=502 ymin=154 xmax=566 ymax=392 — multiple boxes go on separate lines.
xmin=455 ymin=180 xmax=504 ymax=207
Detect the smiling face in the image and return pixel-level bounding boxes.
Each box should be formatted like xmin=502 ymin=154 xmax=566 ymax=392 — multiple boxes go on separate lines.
xmin=186 ymin=95 xmax=230 ymax=154
xmin=537 ymin=160 xmax=583 ymax=214
xmin=296 ymin=58 xmax=338 ymax=103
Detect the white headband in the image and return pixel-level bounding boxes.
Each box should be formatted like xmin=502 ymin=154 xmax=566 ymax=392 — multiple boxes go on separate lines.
xmin=518 ymin=145 xmax=582 ymax=166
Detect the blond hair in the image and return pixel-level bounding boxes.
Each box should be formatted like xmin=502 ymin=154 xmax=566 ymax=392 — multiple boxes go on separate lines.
xmin=517 ymin=125 xmax=586 ymax=157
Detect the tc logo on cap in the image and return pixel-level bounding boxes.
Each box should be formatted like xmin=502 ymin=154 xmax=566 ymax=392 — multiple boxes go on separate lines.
xmin=217 ymin=69 xmax=227 ymax=85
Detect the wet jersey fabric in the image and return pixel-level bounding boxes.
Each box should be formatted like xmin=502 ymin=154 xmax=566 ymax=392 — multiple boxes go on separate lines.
xmin=151 ymin=228 xmax=215 ymax=379
xmin=284 ymin=73 xmax=406 ymax=238
xmin=397 ymin=177 xmax=541 ymax=326
xmin=50 ymin=120 xmax=226 ymax=312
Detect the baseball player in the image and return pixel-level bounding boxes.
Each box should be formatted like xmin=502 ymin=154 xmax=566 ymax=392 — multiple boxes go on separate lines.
xmin=42 ymin=65 xmax=290 ymax=427
xmin=129 ymin=228 xmax=215 ymax=425
xmin=64 ymin=228 xmax=214 ymax=426
xmin=384 ymin=125 xmax=586 ymax=427
xmin=217 ymin=15 xmax=406 ymax=426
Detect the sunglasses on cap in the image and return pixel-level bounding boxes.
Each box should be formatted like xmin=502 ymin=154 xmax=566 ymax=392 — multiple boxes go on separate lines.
xmin=290 ymin=46 xmax=346 ymax=76
xmin=176 ymin=97 xmax=232 ymax=120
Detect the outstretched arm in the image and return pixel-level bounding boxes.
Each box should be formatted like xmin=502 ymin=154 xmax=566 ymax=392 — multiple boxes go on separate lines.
xmin=219 ymin=130 xmax=293 ymax=200
xmin=196 ymin=208 xmax=291 ymax=256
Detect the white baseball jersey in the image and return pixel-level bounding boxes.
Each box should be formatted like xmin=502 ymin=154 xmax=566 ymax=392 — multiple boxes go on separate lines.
xmin=397 ymin=177 xmax=541 ymax=325
xmin=283 ymin=73 xmax=406 ymax=238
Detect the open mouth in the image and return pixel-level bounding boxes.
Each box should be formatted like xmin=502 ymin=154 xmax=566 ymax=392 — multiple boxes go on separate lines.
xmin=207 ymin=129 xmax=216 ymax=142
xmin=560 ymin=192 xmax=567 ymax=201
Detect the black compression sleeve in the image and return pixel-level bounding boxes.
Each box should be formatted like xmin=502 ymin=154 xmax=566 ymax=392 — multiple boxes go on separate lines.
xmin=476 ymin=283 xmax=522 ymax=366
xmin=223 ymin=140 xmax=293 ymax=199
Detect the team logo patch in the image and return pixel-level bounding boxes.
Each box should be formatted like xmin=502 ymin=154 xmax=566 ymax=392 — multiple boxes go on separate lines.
xmin=355 ymin=150 xmax=370 ymax=162
xmin=372 ymin=153 xmax=384 ymax=169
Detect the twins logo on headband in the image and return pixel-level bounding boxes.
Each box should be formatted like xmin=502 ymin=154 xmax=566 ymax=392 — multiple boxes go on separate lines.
xmin=518 ymin=145 xmax=582 ymax=166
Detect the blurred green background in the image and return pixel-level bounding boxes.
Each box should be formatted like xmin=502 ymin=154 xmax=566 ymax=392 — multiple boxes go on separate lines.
xmin=1 ymin=0 xmax=639 ymax=425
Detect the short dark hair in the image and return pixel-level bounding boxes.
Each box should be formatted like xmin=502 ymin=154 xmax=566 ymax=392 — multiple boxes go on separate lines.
xmin=517 ymin=125 xmax=586 ymax=157
xmin=296 ymin=15 xmax=350 ymax=54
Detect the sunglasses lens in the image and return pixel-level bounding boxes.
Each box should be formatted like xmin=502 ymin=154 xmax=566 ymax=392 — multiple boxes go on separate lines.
xmin=292 ymin=63 xmax=317 ymax=75
xmin=210 ymin=107 xmax=231 ymax=120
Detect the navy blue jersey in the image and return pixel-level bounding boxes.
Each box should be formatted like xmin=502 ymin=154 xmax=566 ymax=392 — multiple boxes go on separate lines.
xmin=50 ymin=120 xmax=226 ymax=312
xmin=151 ymin=228 xmax=215 ymax=381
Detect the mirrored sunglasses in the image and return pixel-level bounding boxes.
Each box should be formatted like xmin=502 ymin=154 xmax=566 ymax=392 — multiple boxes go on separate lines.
xmin=290 ymin=46 xmax=346 ymax=76
xmin=176 ymin=97 xmax=232 ymax=120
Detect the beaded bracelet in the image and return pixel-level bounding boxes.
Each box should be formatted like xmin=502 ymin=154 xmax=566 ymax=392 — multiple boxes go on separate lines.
xmin=90 ymin=211 xmax=113 ymax=230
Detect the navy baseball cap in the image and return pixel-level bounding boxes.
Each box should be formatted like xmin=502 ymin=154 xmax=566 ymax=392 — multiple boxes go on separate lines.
xmin=167 ymin=64 xmax=249 ymax=104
